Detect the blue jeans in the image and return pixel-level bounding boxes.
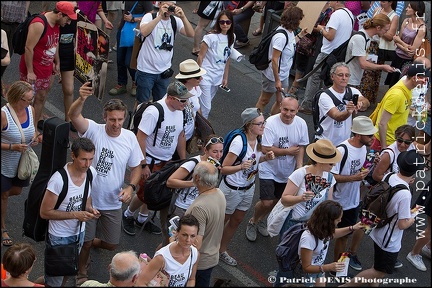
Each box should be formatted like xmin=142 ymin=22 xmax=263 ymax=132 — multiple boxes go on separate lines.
xmin=233 ymin=7 xmax=254 ymax=42
xmin=135 ymin=70 xmax=170 ymax=103
xmin=44 ymin=232 xmax=84 ymax=287
xmin=196 ymin=266 xmax=214 ymax=287
xmin=116 ymin=29 xmax=136 ymax=86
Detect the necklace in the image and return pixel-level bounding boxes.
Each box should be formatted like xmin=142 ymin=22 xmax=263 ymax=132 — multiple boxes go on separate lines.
xmin=199 ymin=187 xmax=214 ymax=195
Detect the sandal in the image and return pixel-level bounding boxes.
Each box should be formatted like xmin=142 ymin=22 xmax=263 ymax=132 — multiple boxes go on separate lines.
xmin=252 ymin=29 xmax=262 ymax=36
xmin=2 ymin=229 xmax=13 ymax=246
xmin=191 ymin=50 xmax=200 ymax=56
xmin=76 ymin=274 xmax=89 ymax=286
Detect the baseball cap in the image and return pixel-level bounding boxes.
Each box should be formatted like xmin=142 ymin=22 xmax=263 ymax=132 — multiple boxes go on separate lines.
xmin=167 ymin=81 xmax=193 ymax=99
xmin=56 ymin=1 xmax=77 ymax=20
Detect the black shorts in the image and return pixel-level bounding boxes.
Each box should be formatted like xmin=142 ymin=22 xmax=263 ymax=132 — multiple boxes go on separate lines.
xmin=197 ymin=1 xmax=219 ymax=20
xmin=1 ymin=174 xmax=30 ymax=193
xmin=337 ymin=205 xmax=360 ymax=229
xmin=259 ymin=179 xmax=286 ymax=200
xmin=373 ymin=242 xmax=398 ymax=274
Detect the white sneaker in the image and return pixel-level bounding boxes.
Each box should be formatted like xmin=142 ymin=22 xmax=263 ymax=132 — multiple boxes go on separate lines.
xmin=406 ymin=252 xmax=427 ymax=271
xmin=422 ymin=245 xmax=431 ymax=259
xmin=219 ymin=251 xmax=237 ymax=266
xmin=257 ymin=220 xmax=269 ymax=237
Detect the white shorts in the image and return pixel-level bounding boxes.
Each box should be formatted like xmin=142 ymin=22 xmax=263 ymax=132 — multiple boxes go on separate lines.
xmin=219 ymin=180 xmax=255 ymax=214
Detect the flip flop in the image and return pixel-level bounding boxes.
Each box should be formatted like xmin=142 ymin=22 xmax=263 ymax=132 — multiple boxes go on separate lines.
xmin=2 ymin=229 xmax=13 ymax=246
xmin=252 ymin=29 xmax=262 ymax=36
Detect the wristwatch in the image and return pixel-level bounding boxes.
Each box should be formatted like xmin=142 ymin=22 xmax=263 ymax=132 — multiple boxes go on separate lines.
xmin=131 ymin=16 xmax=135 ymax=23
xmin=240 ymin=7 xmax=245 ymax=12
xmin=127 ymin=183 xmax=137 ymax=191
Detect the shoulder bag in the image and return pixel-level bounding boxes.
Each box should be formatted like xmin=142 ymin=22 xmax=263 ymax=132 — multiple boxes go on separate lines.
xmin=7 ymin=103 xmax=39 ymax=182
xmin=119 ymin=1 xmax=145 ymax=47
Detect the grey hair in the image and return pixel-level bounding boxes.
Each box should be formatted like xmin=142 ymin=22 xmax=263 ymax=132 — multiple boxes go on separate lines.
xmin=110 ymin=251 xmax=140 ymax=282
xmin=193 ymin=162 xmax=219 ymax=187
xmin=330 ymin=62 xmax=349 ymax=75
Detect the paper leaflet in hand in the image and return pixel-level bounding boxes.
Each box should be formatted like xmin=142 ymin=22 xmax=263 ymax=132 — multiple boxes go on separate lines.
xmin=230 ymin=47 xmax=245 ymax=62
xmin=304 ymin=173 xmax=331 ymax=210
xmin=361 ymin=210 xmax=380 ymax=235
xmin=336 ymin=252 xmax=350 ymax=277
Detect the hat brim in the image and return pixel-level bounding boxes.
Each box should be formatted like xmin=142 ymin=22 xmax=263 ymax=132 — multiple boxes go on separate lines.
xmin=306 ymin=144 xmax=343 ymax=164
xmin=351 ymin=126 xmax=378 ymax=135
xmin=68 ymin=14 xmax=77 ymax=20
xmin=176 ymin=91 xmax=194 ymax=99
xmin=175 ymin=67 xmax=207 ymax=79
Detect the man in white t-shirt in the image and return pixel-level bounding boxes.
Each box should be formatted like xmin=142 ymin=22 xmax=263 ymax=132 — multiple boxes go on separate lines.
xmin=40 ymin=137 xmax=100 ymax=287
xmin=330 ymin=116 xmax=377 ymax=273
xmin=135 ymin=1 xmax=194 ymax=107
xmin=300 ymin=1 xmax=354 ymax=113
xmin=315 ymin=62 xmax=365 ymax=146
xmin=68 ymin=83 xmax=144 ymax=284
xmin=245 ymin=97 xmax=309 ymax=242
xmin=342 ymin=150 xmax=424 ymax=286
xmin=123 ymin=81 xmax=192 ymax=245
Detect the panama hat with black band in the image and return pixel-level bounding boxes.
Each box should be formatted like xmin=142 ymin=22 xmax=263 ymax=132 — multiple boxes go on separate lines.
xmin=306 ymin=139 xmax=343 ymax=164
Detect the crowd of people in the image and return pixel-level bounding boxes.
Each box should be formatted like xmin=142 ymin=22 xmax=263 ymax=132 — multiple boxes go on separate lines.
xmin=1 ymin=0 xmax=431 ymax=287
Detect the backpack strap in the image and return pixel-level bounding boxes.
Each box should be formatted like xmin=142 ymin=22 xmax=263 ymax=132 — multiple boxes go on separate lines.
xmin=56 ymin=168 xmax=92 ymax=210
xmin=381 ymin=147 xmax=395 ymax=172
xmin=275 ymin=29 xmax=289 ymax=73
xmin=346 ymin=31 xmax=369 ymax=64
xmin=317 ymin=89 xmax=344 ymax=127
xmin=38 ymin=14 xmax=48 ymax=40
xmin=332 ymin=145 xmax=346 ymax=192
xmin=148 ymin=102 xmax=164 ymax=147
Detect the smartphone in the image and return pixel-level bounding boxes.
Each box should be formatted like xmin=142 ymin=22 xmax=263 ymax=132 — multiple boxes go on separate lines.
xmin=352 ymin=94 xmax=359 ymax=106
xmin=28 ymin=133 xmax=42 ymax=146
xmin=88 ymin=80 xmax=92 ymax=87
xmin=219 ymin=85 xmax=230 ymax=92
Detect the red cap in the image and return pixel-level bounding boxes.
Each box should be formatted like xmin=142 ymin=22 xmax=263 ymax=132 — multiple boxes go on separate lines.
xmin=56 ymin=1 xmax=77 ymax=20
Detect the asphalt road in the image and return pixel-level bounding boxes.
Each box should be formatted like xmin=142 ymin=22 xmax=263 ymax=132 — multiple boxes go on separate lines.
xmin=1 ymin=1 xmax=431 ymax=287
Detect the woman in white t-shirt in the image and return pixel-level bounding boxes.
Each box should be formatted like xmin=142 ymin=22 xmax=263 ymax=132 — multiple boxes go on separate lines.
xmin=372 ymin=124 xmax=429 ymax=182
xmin=197 ymin=10 xmax=235 ymax=119
xmin=299 ymin=200 xmax=363 ymax=286
xmin=218 ymin=107 xmax=275 ymax=266
xmin=167 ymin=134 xmax=224 ymax=217
xmin=136 ymin=214 xmax=200 ymax=287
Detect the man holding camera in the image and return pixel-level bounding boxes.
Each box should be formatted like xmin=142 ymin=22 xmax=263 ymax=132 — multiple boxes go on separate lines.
xmin=135 ymin=1 xmax=194 ymax=108
xmin=314 ymin=62 xmax=365 ymax=145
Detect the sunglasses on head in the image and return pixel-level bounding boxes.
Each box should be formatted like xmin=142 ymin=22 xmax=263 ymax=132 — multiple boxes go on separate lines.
xmin=219 ymin=20 xmax=232 ymax=25
xmin=206 ymin=137 xmax=224 ymax=147
xmin=396 ymin=138 xmax=413 ymax=145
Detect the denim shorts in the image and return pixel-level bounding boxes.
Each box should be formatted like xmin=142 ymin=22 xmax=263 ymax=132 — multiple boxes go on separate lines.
xmin=135 ymin=70 xmax=170 ymax=103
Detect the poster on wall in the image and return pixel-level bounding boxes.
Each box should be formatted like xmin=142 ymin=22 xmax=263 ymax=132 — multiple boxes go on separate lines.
xmin=74 ymin=12 xmax=109 ymax=101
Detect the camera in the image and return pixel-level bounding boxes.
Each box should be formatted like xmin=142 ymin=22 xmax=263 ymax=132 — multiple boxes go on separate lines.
xmin=168 ymin=5 xmax=176 ymax=12
xmin=207 ymin=156 xmax=221 ymax=168
xmin=159 ymin=42 xmax=173 ymax=51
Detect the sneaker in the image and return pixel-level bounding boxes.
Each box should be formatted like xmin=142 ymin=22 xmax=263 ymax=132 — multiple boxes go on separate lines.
xmin=422 ymin=245 xmax=431 ymax=259
xmin=219 ymin=251 xmax=237 ymax=266
xmin=394 ymin=259 xmax=403 ymax=269
xmin=131 ymin=82 xmax=137 ymax=97
xmin=122 ymin=214 xmax=136 ymax=236
xmin=245 ymin=221 xmax=257 ymax=241
xmin=109 ymin=84 xmax=127 ymax=96
xmin=406 ymin=252 xmax=426 ymax=271
xmin=349 ymin=254 xmax=362 ymax=271
xmin=134 ymin=218 xmax=144 ymax=228
xmin=234 ymin=39 xmax=250 ymax=49
xmin=257 ymin=220 xmax=269 ymax=237
xmin=143 ymin=221 xmax=162 ymax=235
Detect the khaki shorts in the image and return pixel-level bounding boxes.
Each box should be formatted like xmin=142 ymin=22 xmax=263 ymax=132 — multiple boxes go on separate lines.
xmin=261 ymin=73 xmax=288 ymax=93
xmin=84 ymin=208 xmax=122 ymax=244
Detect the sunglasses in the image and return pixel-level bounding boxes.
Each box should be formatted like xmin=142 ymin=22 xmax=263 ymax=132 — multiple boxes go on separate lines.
xmin=21 ymin=95 xmax=35 ymax=103
xmin=172 ymin=97 xmax=188 ymax=103
xmin=206 ymin=137 xmax=224 ymax=147
xmin=219 ymin=20 xmax=232 ymax=25
xmin=396 ymin=138 xmax=413 ymax=145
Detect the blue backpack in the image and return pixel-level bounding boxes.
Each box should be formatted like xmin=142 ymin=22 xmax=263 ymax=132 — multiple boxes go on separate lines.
xmin=219 ymin=128 xmax=247 ymax=166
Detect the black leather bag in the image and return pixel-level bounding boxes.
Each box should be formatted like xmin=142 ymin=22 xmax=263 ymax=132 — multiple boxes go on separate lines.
xmin=44 ymin=240 xmax=80 ymax=276
xmin=161 ymin=68 xmax=174 ymax=79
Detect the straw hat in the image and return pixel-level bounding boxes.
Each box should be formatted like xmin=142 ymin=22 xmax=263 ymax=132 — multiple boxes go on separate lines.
xmin=306 ymin=139 xmax=343 ymax=163
xmin=175 ymin=59 xmax=207 ymax=79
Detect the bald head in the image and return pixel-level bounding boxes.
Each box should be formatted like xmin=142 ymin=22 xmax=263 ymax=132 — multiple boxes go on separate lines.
xmin=109 ymin=251 xmax=140 ymax=284
xmin=413 ymin=57 xmax=431 ymax=69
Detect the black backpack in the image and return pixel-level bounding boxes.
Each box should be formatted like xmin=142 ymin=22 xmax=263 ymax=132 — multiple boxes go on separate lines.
xmin=127 ymin=102 xmax=164 ymax=146
xmin=22 ymin=168 xmax=92 ymax=242
xmin=312 ymin=88 xmax=351 ymax=137
xmin=12 ymin=14 xmax=48 ymax=55
xmin=319 ymin=31 xmax=368 ymax=86
xmin=143 ymin=158 xmax=199 ymax=211
xmin=362 ymin=172 xmax=407 ymax=230
xmin=249 ymin=27 xmax=288 ymax=71
xmin=275 ymin=223 xmax=318 ymax=272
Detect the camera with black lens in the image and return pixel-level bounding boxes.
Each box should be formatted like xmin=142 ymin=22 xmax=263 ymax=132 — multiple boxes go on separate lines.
xmin=160 ymin=42 xmax=173 ymax=51
xmin=168 ymin=5 xmax=176 ymax=12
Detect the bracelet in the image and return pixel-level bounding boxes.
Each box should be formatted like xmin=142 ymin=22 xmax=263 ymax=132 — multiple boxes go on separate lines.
xmin=320 ymin=29 xmax=323 ymax=35
xmin=349 ymin=225 xmax=354 ymax=232
xmin=319 ymin=265 xmax=325 ymax=273
xmin=9 ymin=143 xmax=12 ymax=150
xmin=131 ymin=16 xmax=135 ymax=23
